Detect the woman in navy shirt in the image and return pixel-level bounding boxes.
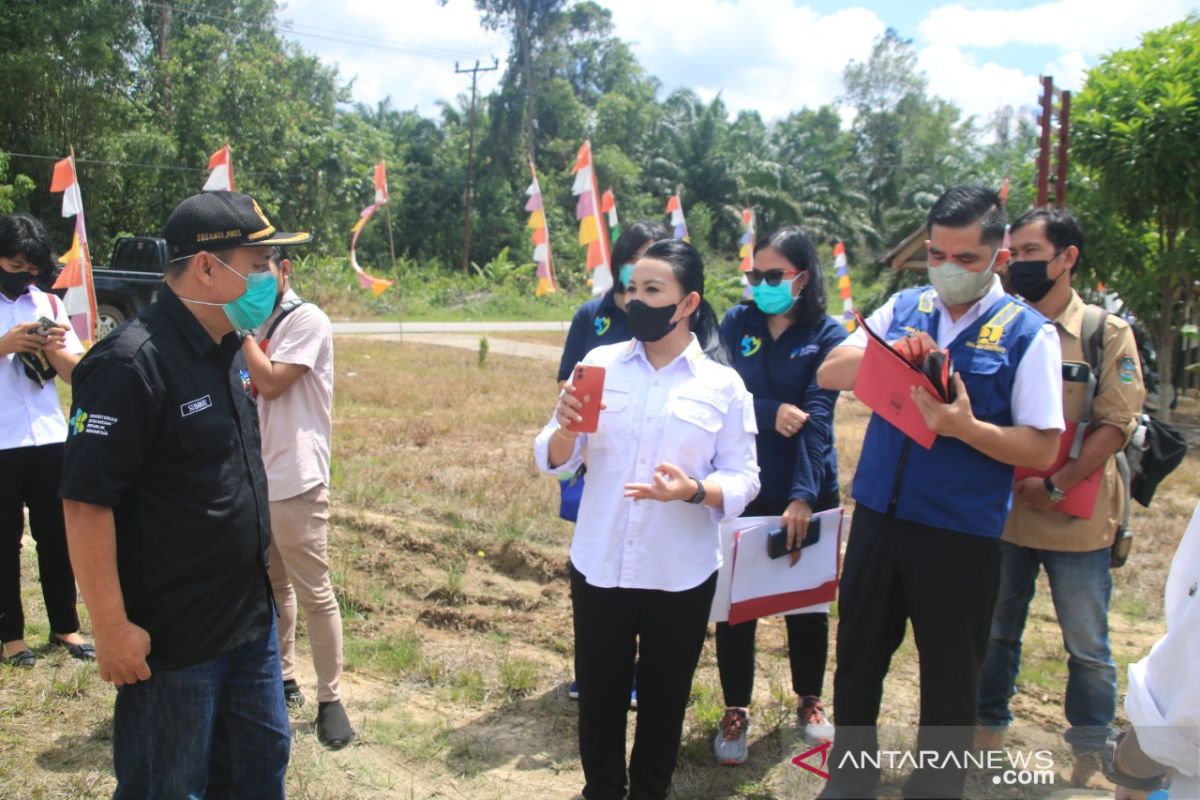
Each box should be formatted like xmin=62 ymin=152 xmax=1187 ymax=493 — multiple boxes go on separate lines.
xmin=556 ymin=221 xmax=670 ymax=383
xmin=713 ymin=226 xmax=847 ymax=764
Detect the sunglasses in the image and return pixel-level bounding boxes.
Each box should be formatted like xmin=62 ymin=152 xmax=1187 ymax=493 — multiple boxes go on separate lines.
xmin=746 ymin=269 xmax=799 ymax=287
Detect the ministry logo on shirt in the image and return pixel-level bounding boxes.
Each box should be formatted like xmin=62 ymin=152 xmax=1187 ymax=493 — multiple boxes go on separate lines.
xmin=791 ymin=344 xmax=820 ymax=359
xmin=740 ymin=335 xmax=762 ymax=357
xmin=69 ymin=408 xmax=88 ymax=435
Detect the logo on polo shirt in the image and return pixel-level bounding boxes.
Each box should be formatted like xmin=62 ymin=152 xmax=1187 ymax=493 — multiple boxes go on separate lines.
xmin=594 ymin=315 xmax=611 ymax=336
xmin=791 ymin=344 xmax=820 ymax=359
xmin=740 ymin=335 xmax=762 ymax=357
xmin=70 ymin=408 xmax=118 ymax=436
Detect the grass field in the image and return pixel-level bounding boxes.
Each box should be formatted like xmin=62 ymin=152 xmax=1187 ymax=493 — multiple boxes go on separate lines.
xmin=1 ymin=337 xmax=1197 ymax=799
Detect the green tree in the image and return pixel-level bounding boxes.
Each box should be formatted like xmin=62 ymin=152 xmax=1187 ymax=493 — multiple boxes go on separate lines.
xmin=1073 ymin=15 xmax=1200 ymax=420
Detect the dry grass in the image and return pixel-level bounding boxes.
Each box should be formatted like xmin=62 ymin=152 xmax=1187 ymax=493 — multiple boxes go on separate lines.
xmin=3 ymin=338 xmax=1196 ymax=799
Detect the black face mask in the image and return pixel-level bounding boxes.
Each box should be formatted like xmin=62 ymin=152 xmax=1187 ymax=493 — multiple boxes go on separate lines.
xmin=1007 ymin=253 xmax=1064 ymax=302
xmin=626 ymin=299 xmax=680 ymax=343
xmin=0 ymin=269 xmax=36 ymax=296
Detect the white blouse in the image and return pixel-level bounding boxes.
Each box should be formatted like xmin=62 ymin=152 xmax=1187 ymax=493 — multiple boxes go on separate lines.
xmin=534 ymin=336 xmax=760 ymax=592
xmin=0 ymin=287 xmax=84 ymax=450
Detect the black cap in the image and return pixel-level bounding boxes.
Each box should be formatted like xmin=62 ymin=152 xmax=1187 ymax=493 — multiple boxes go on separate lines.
xmin=164 ymin=191 xmax=312 ymax=259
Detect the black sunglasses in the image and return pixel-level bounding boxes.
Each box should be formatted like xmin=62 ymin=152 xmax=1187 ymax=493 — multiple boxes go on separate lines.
xmin=746 ymin=269 xmax=799 ymax=287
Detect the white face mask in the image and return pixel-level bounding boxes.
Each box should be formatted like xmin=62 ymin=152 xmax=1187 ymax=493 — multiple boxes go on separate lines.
xmin=928 ymin=249 xmax=999 ymax=306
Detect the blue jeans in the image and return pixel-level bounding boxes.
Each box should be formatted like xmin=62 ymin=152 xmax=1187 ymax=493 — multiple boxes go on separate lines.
xmin=977 ymin=541 xmax=1116 ymax=754
xmin=112 ymin=623 xmax=290 ymax=799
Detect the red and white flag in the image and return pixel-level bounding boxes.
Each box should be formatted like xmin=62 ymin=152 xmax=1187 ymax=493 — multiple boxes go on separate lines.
xmin=49 ymin=155 xmax=98 ymax=346
xmin=202 ymin=144 xmax=234 ymax=192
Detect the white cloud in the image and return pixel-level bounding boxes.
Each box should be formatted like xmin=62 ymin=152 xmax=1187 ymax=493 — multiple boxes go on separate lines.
xmin=599 ymin=0 xmax=887 ymax=119
xmin=917 ymin=0 xmax=1192 ymax=53
xmin=278 ymin=0 xmax=1195 ymax=126
xmin=913 ymin=0 xmax=1192 ymax=123
xmin=280 ymin=0 xmax=508 ymax=114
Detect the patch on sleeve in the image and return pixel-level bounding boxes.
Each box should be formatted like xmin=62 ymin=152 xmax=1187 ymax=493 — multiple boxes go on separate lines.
xmin=70 ymin=408 xmax=118 ymax=436
xmin=1117 ymin=355 xmax=1137 ymax=384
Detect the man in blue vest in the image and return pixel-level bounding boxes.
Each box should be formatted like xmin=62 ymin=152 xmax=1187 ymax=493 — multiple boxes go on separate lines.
xmin=816 ymin=185 xmax=1065 ymax=798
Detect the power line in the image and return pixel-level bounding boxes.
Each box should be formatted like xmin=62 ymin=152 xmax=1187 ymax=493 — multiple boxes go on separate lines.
xmin=142 ymin=1 xmax=493 ymax=61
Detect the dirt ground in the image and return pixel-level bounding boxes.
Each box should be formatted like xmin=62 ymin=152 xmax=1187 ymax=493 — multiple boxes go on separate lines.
xmin=1 ymin=337 xmax=1195 ymax=800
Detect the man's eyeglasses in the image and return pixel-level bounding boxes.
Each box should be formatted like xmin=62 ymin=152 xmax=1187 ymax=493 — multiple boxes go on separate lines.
xmin=745 ymin=269 xmax=799 ymax=287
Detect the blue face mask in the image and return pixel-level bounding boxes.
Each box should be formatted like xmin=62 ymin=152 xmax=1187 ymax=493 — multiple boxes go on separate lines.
xmin=618 ymin=263 xmax=634 ymax=288
xmin=752 ymin=279 xmax=797 ymax=315
xmin=179 ymin=253 xmax=278 ymax=332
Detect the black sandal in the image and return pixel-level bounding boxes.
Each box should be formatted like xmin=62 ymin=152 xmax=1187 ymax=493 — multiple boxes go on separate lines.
xmin=1 ymin=649 xmax=36 ymax=668
xmin=49 ymin=636 xmax=97 ymax=661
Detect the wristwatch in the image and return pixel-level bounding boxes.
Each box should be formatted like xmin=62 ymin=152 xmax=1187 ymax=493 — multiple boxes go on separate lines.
xmin=1103 ymin=731 xmax=1167 ymax=791
xmin=1044 ymin=477 xmax=1066 ymax=503
xmin=686 ymin=478 xmax=707 ymax=505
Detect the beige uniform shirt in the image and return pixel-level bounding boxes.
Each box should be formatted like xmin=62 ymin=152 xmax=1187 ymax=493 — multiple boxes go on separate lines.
xmin=1003 ymin=290 xmax=1145 ymax=552
xmin=257 ymin=290 xmax=334 ymax=502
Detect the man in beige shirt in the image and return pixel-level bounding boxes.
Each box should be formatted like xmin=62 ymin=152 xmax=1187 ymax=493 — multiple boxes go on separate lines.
xmin=240 ymin=246 xmax=354 ymax=748
xmin=976 ymin=208 xmax=1145 ymax=787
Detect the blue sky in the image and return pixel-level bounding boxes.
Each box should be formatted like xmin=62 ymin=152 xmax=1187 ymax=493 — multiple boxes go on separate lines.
xmin=280 ymin=0 xmax=1195 ymax=125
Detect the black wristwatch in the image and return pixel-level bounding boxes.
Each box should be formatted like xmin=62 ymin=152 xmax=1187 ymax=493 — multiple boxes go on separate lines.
xmin=1044 ymin=477 xmax=1066 ymax=503
xmin=1103 ymin=731 xmax=1167 ymax=791
xmin=686 ymin=478 xmax=706 ymax=505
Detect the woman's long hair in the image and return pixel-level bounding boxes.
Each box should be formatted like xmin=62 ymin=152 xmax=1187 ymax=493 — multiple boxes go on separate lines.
xmin=638 ymin=239 xmax=730 ymax=366
xmin=611 ymin=221 xmax=670 ymax=294
xmin=752 ymin=226 xmax=828 ymax=328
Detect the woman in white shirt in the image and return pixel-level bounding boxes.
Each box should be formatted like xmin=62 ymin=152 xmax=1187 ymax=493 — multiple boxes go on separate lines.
xmin=0 ymin=213 xmax=90 ymax=667
xmin=534 ymin=239 xmax=760 ymax=800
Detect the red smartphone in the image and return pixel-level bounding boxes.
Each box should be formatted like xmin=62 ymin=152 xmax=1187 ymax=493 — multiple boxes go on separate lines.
xmin=567 ymin=364 xmax=606 ymax=433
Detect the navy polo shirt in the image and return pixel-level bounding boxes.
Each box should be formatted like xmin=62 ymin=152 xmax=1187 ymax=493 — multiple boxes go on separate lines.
xmin=557 ymin=290 xmax=630 ymax=381
xmin=720 ymin=303 xmax=847 ymax=505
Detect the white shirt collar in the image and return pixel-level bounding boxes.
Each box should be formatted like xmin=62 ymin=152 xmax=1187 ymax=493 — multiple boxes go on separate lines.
xmin=619 ymin=333 xmax=704 ymax=375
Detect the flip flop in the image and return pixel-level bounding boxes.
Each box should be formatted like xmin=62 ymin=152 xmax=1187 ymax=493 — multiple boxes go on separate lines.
xmin=49 ymin=637 xmax=97 ymax=661
xmin=1 ymin=649 xmax=36 ymax=668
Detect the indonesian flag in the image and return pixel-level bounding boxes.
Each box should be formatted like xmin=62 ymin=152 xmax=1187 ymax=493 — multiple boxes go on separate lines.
xmin=666 ymin=194 xmax=689 ymax=242
xmin=527 ymin=162 xmax=556 ymax=296
xmin=202 ymin=144 xmax=234 ymax=192
xmin=571 ymin=140 xmax=612 ymax=295
xmin=374 ymin=160 xmax=388 ymax=205
xmin=49 ymin=156 xmax=98 ymax=346
xmin=834 ymin=241 xmax=855 ymax=332
xmin=601 ymin=188 xmax=619 ymax=245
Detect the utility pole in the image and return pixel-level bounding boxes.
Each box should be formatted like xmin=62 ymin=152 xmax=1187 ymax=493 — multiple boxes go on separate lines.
xmin=1036 ymin=76 xmax=1072 ymax=208
xmin=456 ymin=58 xmax=499 ymax=273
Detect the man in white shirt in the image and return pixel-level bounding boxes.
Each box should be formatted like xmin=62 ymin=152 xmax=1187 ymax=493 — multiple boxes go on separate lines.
xmin=239 ymin=246 xmax=353 ymax=748
xmin=817 ymin=185 xmax=1064 ymax=799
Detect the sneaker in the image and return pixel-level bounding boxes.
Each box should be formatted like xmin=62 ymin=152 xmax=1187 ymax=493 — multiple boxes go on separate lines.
xmin=283 ymin=679 xmax=306 ymax=709
xmin=798 ymin=696 xmax=834 ymax=745
xmin=316 ymin=700 xmax=356 ymax=749
xmin=714 ymin=707 xmax=750 ymax=766
xmin=567 ymin=680 xmax=580 ymax=700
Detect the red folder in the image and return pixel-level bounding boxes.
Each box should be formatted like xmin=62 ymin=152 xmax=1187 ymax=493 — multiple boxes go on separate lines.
xmin=852 ymin=313 xmax=940 ymax=449
xmin=1013 ymin=421 xmax=1103 ymax=519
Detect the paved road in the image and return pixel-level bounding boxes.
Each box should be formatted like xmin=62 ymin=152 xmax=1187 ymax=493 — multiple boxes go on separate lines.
xmin=331 ymin=320 xmax=569 ymax=334
xmin=352 ymin=332 xmax=562 ymax=363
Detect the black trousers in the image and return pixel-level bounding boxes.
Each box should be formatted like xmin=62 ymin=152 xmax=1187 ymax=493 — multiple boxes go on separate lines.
xmin=571 ymin=564 xmax=717 ymax=800
xmin=714 ymin=491 xmax=839 ymax=706
xmin=819 ymin=505 xmax=1000 ymax=800
xmin=0 ymin=443 xmax=79 ymax=643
